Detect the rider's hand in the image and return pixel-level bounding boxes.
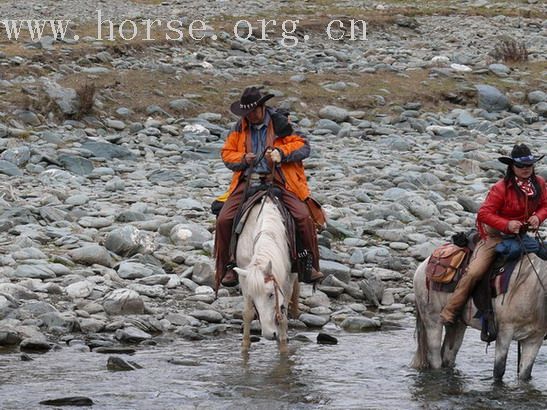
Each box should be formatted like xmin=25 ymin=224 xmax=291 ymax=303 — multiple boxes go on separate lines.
xmin=267 ymin=148 xmax=282 ymax=164
xmin=507 ymin=220 xmax=523 ymax=234
xmin=243 ymin=153 xmax=256 ymax=165
xmin=528 ymin=215 xmax=540 ymax=230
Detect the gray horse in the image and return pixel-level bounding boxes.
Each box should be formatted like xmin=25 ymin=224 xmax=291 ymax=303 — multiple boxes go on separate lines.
xmin=411 ymin=254 xmax=547 ymax=381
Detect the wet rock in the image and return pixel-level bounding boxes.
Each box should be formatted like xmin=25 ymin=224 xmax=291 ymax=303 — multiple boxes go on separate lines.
xmin=107 ymin=356 xmax=142 ymax=371
xmin=94 ymin=347 xmax=136 ymax=354
xmin=340 ymin=317 xmax=381 ymax=332
xmin=299 ymin=313 xmax=328 ymax=327
xmin=19 ymin=338 xmax=52 ymax=353
xmin=317 ymin=332 xmax=338 ymax=345
xmin=0 ymin=328 xmax=22 ymax=346
xmin=39 ymin=397 xmax=94 ymax=406
xmin=115 ymin=326 xmax=152 ymax=343
xmin=189 ymin=309 xmax=223 ymax=323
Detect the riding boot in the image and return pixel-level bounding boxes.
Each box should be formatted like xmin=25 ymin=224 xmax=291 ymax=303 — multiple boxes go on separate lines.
xmin=440 ymin=272 xmax=477 ymax=324
xmin=440 ymin=235 xmax=501 ymax=324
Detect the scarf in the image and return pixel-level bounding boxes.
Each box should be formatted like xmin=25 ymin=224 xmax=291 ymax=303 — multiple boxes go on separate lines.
xmin=515 ymin=177 xmax=535 ymax=197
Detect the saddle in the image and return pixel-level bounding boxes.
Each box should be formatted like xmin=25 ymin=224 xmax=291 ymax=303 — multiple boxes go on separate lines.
xmin=227 ymin=181 xmax=312 ymax=282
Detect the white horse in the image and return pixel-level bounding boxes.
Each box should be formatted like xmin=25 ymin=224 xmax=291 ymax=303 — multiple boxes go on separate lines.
xmin=411 ymin=254 xmax=547 ymax=381
xmin=233 ymin=195 xmax=299 ymax=353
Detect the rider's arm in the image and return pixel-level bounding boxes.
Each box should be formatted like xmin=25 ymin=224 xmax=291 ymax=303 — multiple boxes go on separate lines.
xmin=477 ymin=182 xmax=512 ymax=233
xmin=221 ymin=129 xmax=247 ymax=171
xmin=275 ymin=132 xmax=310 ymax=163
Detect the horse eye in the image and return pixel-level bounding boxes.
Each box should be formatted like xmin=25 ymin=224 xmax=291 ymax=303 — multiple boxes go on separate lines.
xmin=268 ymin=293 xmax=274 ymax=300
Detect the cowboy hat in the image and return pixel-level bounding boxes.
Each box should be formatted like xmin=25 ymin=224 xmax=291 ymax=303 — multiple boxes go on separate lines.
xmin=498 ymin=143 xmax=545 ymax=166
xmin=230 ymin=86 xmax=274 ymax=117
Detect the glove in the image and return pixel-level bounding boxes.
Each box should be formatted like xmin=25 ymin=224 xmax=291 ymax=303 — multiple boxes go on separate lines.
xmin=270 ymin=148 xmax=282 ymax=164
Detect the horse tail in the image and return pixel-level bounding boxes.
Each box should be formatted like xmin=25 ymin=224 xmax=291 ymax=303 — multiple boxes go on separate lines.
xmin=410 ymin=303 xmax=430 ymax=370
xmin=289 ymin=277 xmax=300 ymax=319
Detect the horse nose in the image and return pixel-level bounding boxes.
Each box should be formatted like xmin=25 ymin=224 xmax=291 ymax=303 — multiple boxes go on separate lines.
xmin=273 ymin=332 xmax=278 ymax=341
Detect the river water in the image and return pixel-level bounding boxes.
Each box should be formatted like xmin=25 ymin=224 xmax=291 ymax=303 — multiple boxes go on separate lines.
xmin=2 ymin=318 xmax=547 ymax=409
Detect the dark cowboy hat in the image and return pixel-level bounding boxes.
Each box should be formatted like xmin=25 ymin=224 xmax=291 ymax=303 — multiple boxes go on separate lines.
xmin=230 ymin=86 xmax=274 ymax=117
xmin=498 ymin=143 xmax=545 ymax=166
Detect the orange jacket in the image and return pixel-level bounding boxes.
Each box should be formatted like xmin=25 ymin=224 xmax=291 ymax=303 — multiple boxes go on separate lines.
xmin=221 ymin=114 xmax=311 ymax=201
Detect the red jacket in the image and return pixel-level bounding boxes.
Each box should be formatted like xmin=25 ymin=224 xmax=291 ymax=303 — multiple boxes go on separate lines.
xmin=477 ymin=176 xmax=547 ymax=239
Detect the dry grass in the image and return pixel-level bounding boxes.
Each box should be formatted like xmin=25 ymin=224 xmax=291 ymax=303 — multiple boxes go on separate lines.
xmin=1 ymin=59 xmax=543 ymax=124
xmin=75 ymin=83 xmax=96 ymax=118
xmin=489 ymin=36 xmax=529 ymax=64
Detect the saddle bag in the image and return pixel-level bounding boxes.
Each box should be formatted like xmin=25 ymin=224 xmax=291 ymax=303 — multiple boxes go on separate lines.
xmin=426 ymin=243 xmax=469 ymax=284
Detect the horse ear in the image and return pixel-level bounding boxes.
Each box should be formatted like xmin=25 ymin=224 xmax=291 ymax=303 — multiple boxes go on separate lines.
xmin=265 ymin=261 xmax=272 ymax=275
xmin=233 ymin=267 xmax=248 ymax=279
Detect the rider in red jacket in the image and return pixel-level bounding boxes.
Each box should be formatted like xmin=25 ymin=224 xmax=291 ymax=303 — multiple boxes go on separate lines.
xmin=441 ymin=144 xmax=547 ymax=324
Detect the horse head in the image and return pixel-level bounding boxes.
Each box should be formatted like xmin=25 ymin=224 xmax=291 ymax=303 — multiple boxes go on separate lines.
xmin=235 ymin=260 xmax=287 ymax=341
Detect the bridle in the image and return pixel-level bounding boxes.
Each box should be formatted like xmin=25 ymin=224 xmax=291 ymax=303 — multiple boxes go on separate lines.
xmin=252 ymin=272 xmax=286 ymax=327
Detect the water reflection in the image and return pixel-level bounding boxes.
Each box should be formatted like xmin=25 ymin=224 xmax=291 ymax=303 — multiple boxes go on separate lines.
xmin=1 ymin=326 xmax=547 ymax=409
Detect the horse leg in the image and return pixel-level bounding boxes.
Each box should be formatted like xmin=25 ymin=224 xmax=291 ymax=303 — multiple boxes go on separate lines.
xmin=242 ymin=296 xmax=253 ymax=353
xmin=493 ymin=326 xmax=514 ymax=381
xmin=278 ymin=315 xmax=289 ymax=354
xmin=441 ymin=321 xmax=466 ymax=368
xmin=426 ymin=322 xmax=444 ymax=369
xmin=289 ymin=276 xmax=300 ymax=319
xmin=517 ymin=335 xmax=543 ymax=381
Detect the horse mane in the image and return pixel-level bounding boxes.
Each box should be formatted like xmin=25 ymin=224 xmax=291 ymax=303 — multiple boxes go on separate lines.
xmin=240 ymin=197 xmax=290 ymax=295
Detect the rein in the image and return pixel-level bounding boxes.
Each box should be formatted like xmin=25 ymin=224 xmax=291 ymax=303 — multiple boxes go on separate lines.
xmin=253 ymin=273 xmax=286 ymax=327
xmin=515 ymin=230 xmax=546 ymax=292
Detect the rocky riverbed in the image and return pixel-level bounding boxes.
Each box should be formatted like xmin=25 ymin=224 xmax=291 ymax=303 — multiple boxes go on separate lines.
xmin=0 ymin=0 xmax=545 ymax=401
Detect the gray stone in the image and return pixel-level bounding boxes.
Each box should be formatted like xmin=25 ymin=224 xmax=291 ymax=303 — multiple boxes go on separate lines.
xmin=318 ymin=106 xmax=350 ymax=122
xmin=191 ymin=262 xmax=215 ymax=288
xmin=117 ymin=261 xmax=165 ymax=279
xmin=170 ymin=223 xmax=212 ymax=248
xmin=528 ymin=91 xmax=547 ymax=104
xmin=12 ymin=264 xmax=56 ymax=279
xmin=81 ymin=141 xmax=135 ymax=160
xmin=103 ymin=289 xmax=144 ymax=315
xmin=65 ymin=281 xmax=94 ymax=298
xmin=43 ymin=80 xmax=79 ymax=115
xmin=476 ymin=84 xmax=510 ymax=112
xmin=0 ymin=160 xmax=22 ymax=176
xmin=127 ymin=284 xmax=166 ymax=298
xmin=488 ymin=63 xmax=510 ymax=77
xmin=320 ymin=260 xmax=351 ymax=283
xmin=69 ymin=245 xmax=113 ymax=267
xmin=104 ymin=226 xmax=143 ymax=257
xmin=1 ymin=146 xmax=31 ymax=166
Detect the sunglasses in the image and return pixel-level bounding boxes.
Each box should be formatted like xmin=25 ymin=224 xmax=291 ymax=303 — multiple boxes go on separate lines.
xmin=514 ymin=163 xmax=534 ymax=169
